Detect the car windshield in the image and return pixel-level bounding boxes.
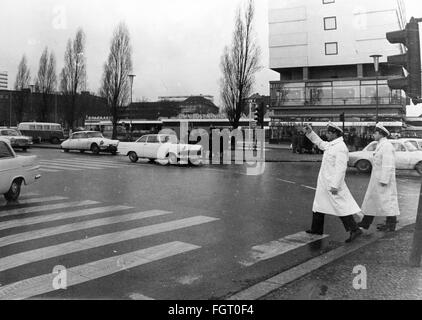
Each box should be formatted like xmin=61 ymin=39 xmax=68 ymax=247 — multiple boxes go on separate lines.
xmin=404 ymin=141 xmax=418 ymax=152
xmin=87 ymin=132 xmax=104 ymax=138
xmin=1 ymin=129 xmax=20 ymax=136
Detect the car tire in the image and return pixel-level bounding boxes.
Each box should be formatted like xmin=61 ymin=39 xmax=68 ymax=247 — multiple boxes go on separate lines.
xmin=111 ymin=151 xmax=117 ymax=156
xmin=22 ymin=147 xmax=28 ymax=152
xmin=91 ymin=144 xmax=100 ymax=155
xmin=356 ymin=160 xmax=372 ymax=173
xmin=4 ymin=178 xmax=22 ymax=202
xmin=416 ymin=161 xmax=422 ymax=175
xmin=168 ymin=153 xmax=178 ymax=165
xmin=63 ymin=148 xmax=69 ymax=153
xmin=128 ymin=152 xmax=138 ymax=163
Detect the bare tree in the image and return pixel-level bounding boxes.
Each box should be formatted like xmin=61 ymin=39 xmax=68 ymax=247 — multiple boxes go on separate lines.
xmin=36 ymin=47 xmax=57 ymax=121
xmin=60 ymin=28 xmax=86 ymax=129
xmin=100 ymin=22 xmax=133 ymax=139
xmin=220 ymin=0 xmax=261 ymax=129
xmin=14 ymin=55 xmax=31 ymax=123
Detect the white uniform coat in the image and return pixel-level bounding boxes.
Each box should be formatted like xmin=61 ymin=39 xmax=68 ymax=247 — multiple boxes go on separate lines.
xmin=361 ymin=138 xmax=400 ymax=217
xmin=306 ymin=131 xmax=361 ymax=217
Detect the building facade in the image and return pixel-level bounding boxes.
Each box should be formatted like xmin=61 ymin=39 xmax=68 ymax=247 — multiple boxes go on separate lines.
xmin=268 ymin=0 xmax=407 ymax=142
xmin=0 ymin=72 xmax=8 ymax=89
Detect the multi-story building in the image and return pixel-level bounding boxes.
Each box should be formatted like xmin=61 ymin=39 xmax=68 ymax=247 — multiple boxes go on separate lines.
xmin=268 ymin=0 xmax=408 ymax=142
xmin=0 ymin=72 xmax=7 ymax=89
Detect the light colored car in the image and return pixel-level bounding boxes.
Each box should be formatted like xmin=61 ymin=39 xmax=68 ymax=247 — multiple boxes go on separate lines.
xmin=0 ymin=138 xmax=41 ymax=201
xmin=0 ymin=128 xmax=33 ymax=151
xmin=61 ymin=131 xmax=119 ymax=155
xmin=118 ymin=134 xmax=203 ymax=165
xmin=348 ymin=140 xmax=422 ymax=174
xmin=398 ymin=138 xmax=422 ymax=150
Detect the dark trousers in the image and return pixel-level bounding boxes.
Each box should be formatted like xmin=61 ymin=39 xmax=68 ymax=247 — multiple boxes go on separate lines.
xmin=359 ymin=215 xmax=398 ymax=230
xmin=310 ymin=212 xmax=359 ymax=234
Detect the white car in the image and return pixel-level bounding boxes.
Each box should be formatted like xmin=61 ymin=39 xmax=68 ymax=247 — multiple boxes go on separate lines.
xmin=61 ymin=131 xmax=119 ymax=155
xmin=0 ymin=138 xmax=41 ymax=201
xmin=118 ymin=134 xmax=203 ymax=165
xmin=0 ymin=128 xmax=33 ymax=151
xmin=398 ymin=138 xmax=422 ymax=150
xmin=348 ymin=140 xmax=422 ymax=174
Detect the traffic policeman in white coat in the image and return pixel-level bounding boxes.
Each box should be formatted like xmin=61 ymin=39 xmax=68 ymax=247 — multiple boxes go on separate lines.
xmin=303 ymin=123 xmax=363 ymax=243
xmin=359 ymin=123 xmax=400 ymax=232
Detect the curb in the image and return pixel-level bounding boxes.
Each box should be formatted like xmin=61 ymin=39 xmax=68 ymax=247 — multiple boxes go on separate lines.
xmin=226 ymin=217 xmax=416 ymax=300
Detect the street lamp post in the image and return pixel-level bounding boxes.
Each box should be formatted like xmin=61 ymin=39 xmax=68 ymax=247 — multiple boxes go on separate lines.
xmin=370 ymin=54 xmax=383 ymax=123
xmin=128 ymin=74 xmax=136 ymax=141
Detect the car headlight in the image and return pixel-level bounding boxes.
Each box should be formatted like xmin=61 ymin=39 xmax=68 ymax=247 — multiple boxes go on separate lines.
xmin=100 ymin=140 xmax=104 ymax=146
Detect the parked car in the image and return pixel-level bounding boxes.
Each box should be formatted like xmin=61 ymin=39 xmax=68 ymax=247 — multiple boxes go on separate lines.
xmin=118 ymin=134 xmax=203 ymax=165
xmin=17 ymin=122 xmax=64 ymax=144
xmin=61 ymin=131 xmax=119 ymax=155
xmin=0 ymin=128 xmax=33 ymax=151
xmin=348 ymin=140 xmax=422 ymax=174
xmin=0 ymin=138 xmax=41 ymax=201
xmin=398 ymin=138 xmax=422 ymax=150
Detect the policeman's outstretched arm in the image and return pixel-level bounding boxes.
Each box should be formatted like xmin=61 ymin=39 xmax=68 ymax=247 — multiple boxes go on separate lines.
xmin=303 ymin=124 xmax=330 ymax=151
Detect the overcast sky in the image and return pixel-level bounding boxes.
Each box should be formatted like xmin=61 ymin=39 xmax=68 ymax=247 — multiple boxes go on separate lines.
xmin=1 ymin=0 xmax=422 ymax=115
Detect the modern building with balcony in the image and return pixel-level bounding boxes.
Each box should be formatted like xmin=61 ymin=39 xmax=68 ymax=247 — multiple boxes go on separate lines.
xmin=268 ymin=0 xmax=407 ymax=142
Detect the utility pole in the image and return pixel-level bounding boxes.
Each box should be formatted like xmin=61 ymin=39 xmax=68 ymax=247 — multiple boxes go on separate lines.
xmin=9 ymin=91 xmax=12 ymax=127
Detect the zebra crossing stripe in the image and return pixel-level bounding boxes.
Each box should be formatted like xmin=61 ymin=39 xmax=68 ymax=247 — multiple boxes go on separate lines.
xmin=56 ymin=159 xmax=121 ymax=168
xmin=0 ymin=241 xmax=199 ymax=300
xmin=61 ymin=158 xmax=131 ymax=166
xmin=0 ymin=200 xmax=99 ymax=218
xmin=39 ymin=168 xmax=60 ymax=173
xmin=0 ymin=216 xmax=219 ymax=273
xmin=0 ymin=204 xmax=128 ymax=231
xmin=0 ymin=196 xmax=68 ymax=208
xmin=37 ymin=164 xmax=82 ymax=171
xmin=239 ymin=231 xmax=329 ymax=267
xmin=0 ymin=210 xmax=173 ymax=248
xmin=39 ymin=161 xmax=105 ymax=170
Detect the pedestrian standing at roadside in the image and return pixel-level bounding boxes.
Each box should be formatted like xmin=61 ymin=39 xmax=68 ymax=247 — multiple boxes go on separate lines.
xmin=359 ymin=123 xmax=400 ymax=232
xmin=302 ymin=123 xmax=363 ymax=243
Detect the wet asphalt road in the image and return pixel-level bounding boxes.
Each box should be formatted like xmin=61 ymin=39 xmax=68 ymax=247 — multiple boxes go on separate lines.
xmin=0 ymin=148 xmax=420 ymax=299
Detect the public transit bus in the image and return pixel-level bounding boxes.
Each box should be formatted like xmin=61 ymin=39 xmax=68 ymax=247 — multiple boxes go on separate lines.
xmin=17 ymin=122 xmax=65 ymax=144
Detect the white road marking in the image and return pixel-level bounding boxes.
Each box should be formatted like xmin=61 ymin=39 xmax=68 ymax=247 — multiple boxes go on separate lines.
xmin=128 ymin=293 xmax=155 ymax=300
xmin=0 ymin=216 xmax=219 ymax=272
xmin=0 ymin=210 xmax=173 ymax=247
xmin=239 ymin=231 xmax=329 ymax=267
xmin=0 ymin=196 xmax=68 ymax=209
xmin=39 ymin=168 xmax=60 ymax=173
xmin=56 ymin=159 xmax=121 ymax=168
xmin=64 ymin=158 xmax=131 ymax=166
xmin=38 ymin=164 xmax=82 ymax=171
xmin=0 ymin=203 xmax=128 ymax=231
xmin=301 ymin=185 xmax=317 ymax=191
xmin=276 ymin=179 xmax=296 ymax=184
xmin=39 ymin=161 xmax=105 ymax=170
xmin=0 ymin=200 xmax=102 ymax=218
xmin=0 ymin=241 xmax=199 ymax=300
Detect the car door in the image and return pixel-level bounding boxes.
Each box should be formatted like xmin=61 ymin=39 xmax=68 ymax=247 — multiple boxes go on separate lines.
xmin=79 ymin=132 xmax=90 ymax=150
xmin=391 ymin=142 xmax=409 ymax=169
xmin=0 ymin=141 xmax=18 ymax=194
xmin=145 ymin=135 xmax=161 ymax=158
xmin=134 ymin=136 xmax=148 ymax=158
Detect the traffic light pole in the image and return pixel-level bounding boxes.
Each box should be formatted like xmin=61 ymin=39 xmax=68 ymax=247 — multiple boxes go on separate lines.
xmin=410 ymin=181 xmax=422 ymax=267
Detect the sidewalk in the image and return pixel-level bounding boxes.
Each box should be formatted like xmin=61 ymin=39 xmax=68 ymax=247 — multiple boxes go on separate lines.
xmin=261 ymin=225 xmax=422 ymax=300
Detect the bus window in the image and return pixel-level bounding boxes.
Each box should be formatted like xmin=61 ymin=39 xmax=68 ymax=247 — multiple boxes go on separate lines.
xmin=36 ymin=125 xmax=43 ymax=130
xmin=43 ymin=125 xmax=50 ymax=130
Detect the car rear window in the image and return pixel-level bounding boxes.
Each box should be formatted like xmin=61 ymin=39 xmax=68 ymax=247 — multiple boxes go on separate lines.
xmin=147 ymin=136 xmax=159 ymax=143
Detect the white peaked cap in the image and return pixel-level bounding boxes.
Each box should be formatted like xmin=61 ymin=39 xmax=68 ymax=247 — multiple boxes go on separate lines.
xmin=375 ymin=123 xmax=390 ymax=136
xmin=327 ymin=122 xmax=343 ymax=133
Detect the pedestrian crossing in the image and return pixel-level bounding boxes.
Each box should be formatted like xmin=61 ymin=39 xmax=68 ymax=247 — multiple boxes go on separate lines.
xmin=0 ymin=194 xmax=220 ymax=299
xmin=0 ymin=193 xmax=341 ymax=300
xmin=38 ymin=157 xmax=132 ymax=173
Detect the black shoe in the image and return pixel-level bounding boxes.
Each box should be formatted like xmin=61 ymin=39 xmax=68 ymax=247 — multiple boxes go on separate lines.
xmin=377 ymin=223 xmax=397 ymax=232
xmin=306 ymin=229 xmax=323 ymax=236
xmin=357 ymin=222 xmax=370 ymax=230
xmin=345 ymin=228 xmax=363 ymax=243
